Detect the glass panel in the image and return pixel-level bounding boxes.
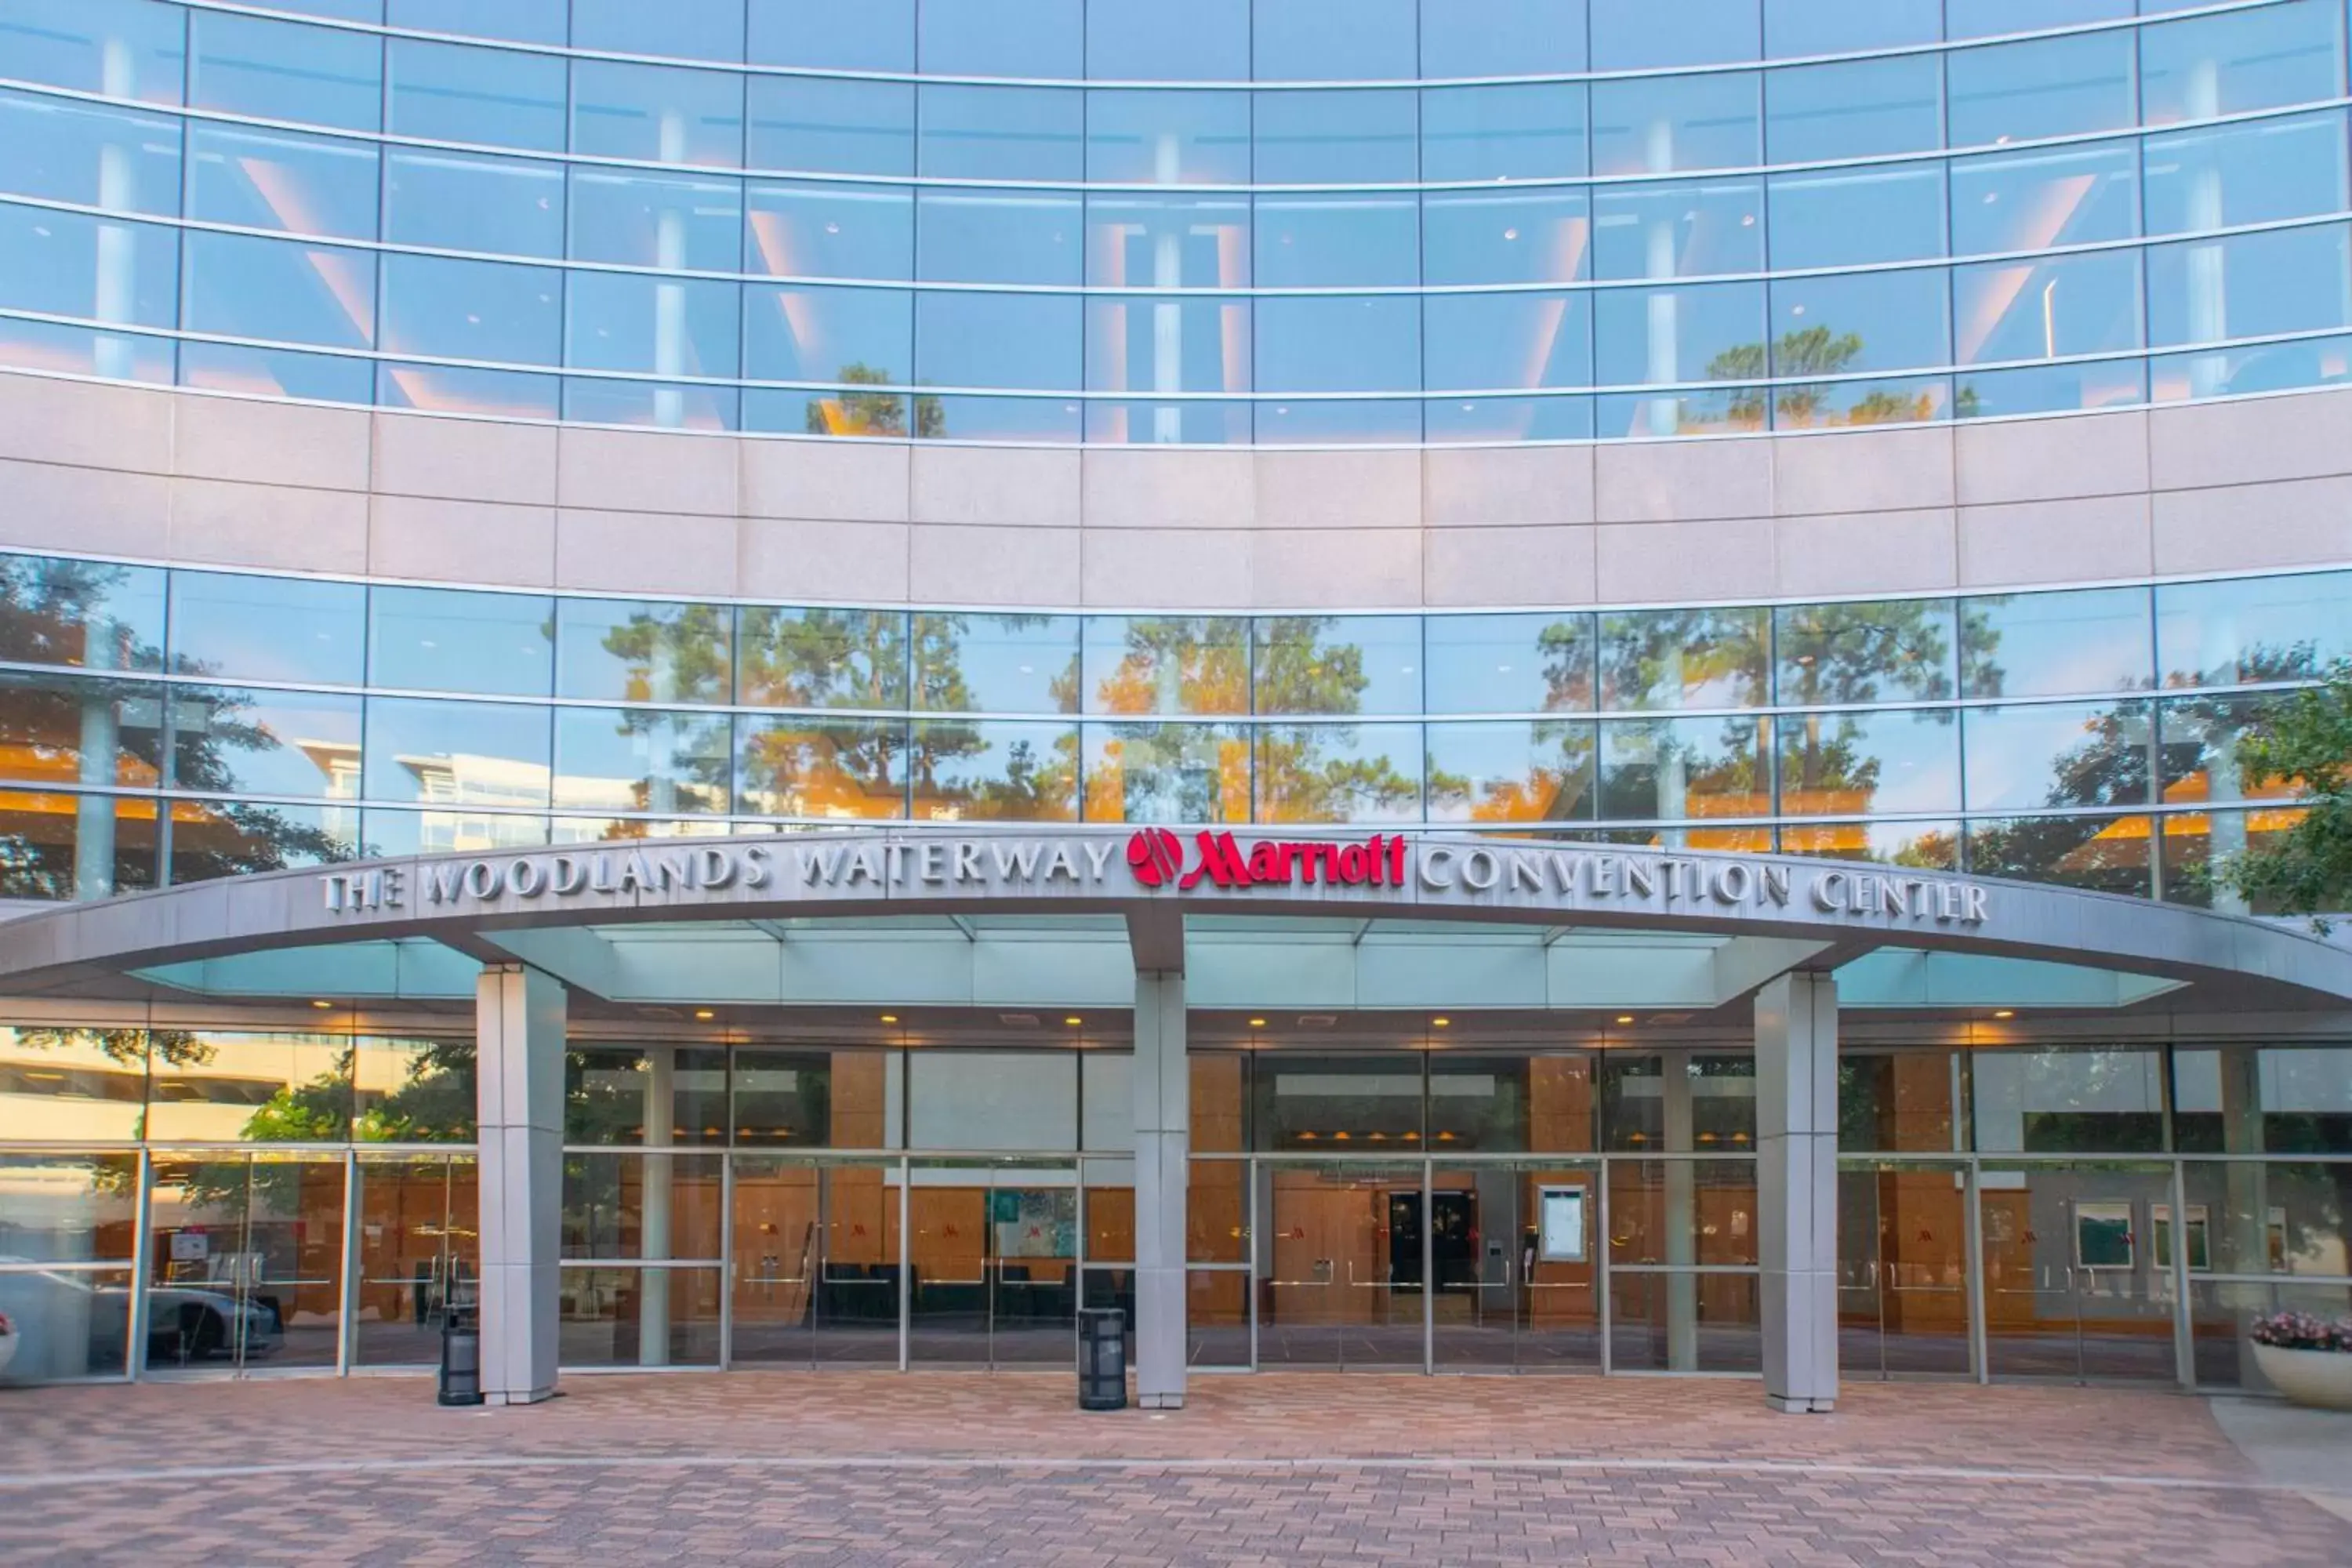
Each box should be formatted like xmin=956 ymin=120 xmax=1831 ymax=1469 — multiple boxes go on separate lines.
xmin=1255 ymin=193 xmax=1417 ymax=289
xmin=922 ymin=0 xmax=1081 ymax=77
xmin=1777 ymin=708 xmax=1961 ymax=817
xmin=561 ymin=1152 xmax=725 ymax=1261
xmin=746 ymin=182 xmax=911 ymax=281
xmin=146 ymin=1152 xmax=347 ymax=1370
xmin=2157 ymin=572 xmax=2352 ymax=688
xmin=1780 ymin=818 xmax=1962 ymax=869
xmin=1961 ymin=588 xmax=2154 ymax=700
xmin=386 ymin=38 xmax=566 ymax=152
xmin=1082 ymin=617 xmax=1246 ymax=717
xmin=2140 ymin=0 xmax=2343 ymax=124
xmin=1597 ymin=717 xmax=1773 ymax=826
xmin=1081 ymin=723 xmax=1250 ymax=824
xmin=1252 ymin=616 xmax=1419 ymax=717
xmin=1252 ymin=90 xmax=1417 ymax=184
xmin=1254 ymin=724 xmax=1421 ymax=825
xmin=1978 ymin=1163 xmax=2177 ymax=1382
xmin=0 ymin=1266 xmax=136 ymax=1383
xmin=918 ymin=86 xmax=1083 ymax=183
xmin=734 ymin=716 xmax=906 ymax=819
xmin=0 ymin=1150 xmax=138 ymax=1259
xmin=1426 ymin=720 xmax=1597 ymax=824
xmin=143 ymin=1031 xmax=350 ymax=1143
xmin=0 ymin=0 xmax=187 ymax=104
xmin=1767 ymin=56 xmax=1940 ymax=170
xmin=1765 ymin=0 xmax=1941 ymax=59
xmin=1084 ymin=93 xmax=1251 ymax=187
xmin=2145 ymin=114 xmax=2348 ymax=239
xmin=1599 ymin=608 xmax=1769 ymax=711
xmin=361 ymin=696 xmax=551 ymax=809
xmin=0 ymin=670 xmax=166 ymax=789
xmin=554 ymin=599 xmax=731 ymax=706
xmin=911 ymin=613 xmax=1079 ymax=716
xmin=570 ymin=60 xmax=743 ymax=168
xmin=748 ymin=0 xmax=913 ymax=71
xmin=1840 ymin=1051 xmax=1960 ymax=1154
xmin=0 ymin=1031 xmax=149 ymax=1142
xmin=1588 ymin=0 xmax=1759 ymax=71
xmin=1591 ymin=73 xmax=1760 ymax=176
xmin=1777 ymin=600 xmax=1958 ymax=706
xmin=167 ymin=571 xmax=364 ymax=687
xmin=167 ymin=684 xmax=361 ymax=801
xmin=1192 ymin=1055 xmax=1247 ymax=1155
xmin=1420 ymin=0 xmax=1588 ymax=77
xmin=187 ymin=124 xmax=377 ymax=245
xmin=1838 ymin=1160 xmax=1973 ymax=1379
xmin=553 ymin=707 xmax=731 ymax=817
xmin=352 ymin=1037 xmax=473 ymax=1143
xmin=0 ymin=205 xmax=179 ymax=330
xmin=1425 ymin=615 xmax=1595 ymax=715
xmin=0 ymin=789 xmax=161 ymax=900
xmin=1086 ymin=0 xmax=1249 ymax=80
xmin=1768 ymin=164 xmax=1944 ymax=270
xmin=367 ymin=586 xmax=552 ymax=697
xmin=1254 ymin=0 xmax=1416 ymax=80
xmin=1950 ymin=140 xmax=2139 ymax=260
xmin=746 ymin=76 xmax=915 ymax=179
xmin=1962 ymin=700 xmax=2151 ymax=813
xmin=913 ymin=292 xmax=1080 ymax=393
xmin=353 ymin=1153 xmax=476 ymax=1367
xmin=908 ymin=720 xmax=1079 ymax=822
xmin=2149 ymin=222 xmax=2352 ymax=358
xmin=1967 ymin=812 xmax=2153 ymax=896
xmin=557 ymin=1265 xmax=723 ymax=1367
xmin=731 ymin=1156 xmax=902 ymax=1367
xmin=572 ymin=0 xmax=742 ymax=60
xmin=1947 ymin=31 xmax=2136 ymax=149
xmin=189 ymin=11 xmax=381 ymax=132
xmin=1256 ymin=1163 xmax=1425 ymax=1369
xmin=1421 ymin=83 xmax=1588 ymax=183
xmin=736 ymin=607 xmax=906 ymax=710
xmin=907 ymin=1159 xmax=1078 ymax=1369
xmin=1425 ymin=189 xmax=1592 ymax=288
xmin=1593 ymin=281 xmax=1769 ymax=436
xmin=1250 ymin=1055 xmax=1423 ymax=1152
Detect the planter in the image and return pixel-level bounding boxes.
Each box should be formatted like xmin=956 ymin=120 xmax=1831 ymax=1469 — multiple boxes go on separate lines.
xmin=2252 ymin=1341 xmax=2352 ymax=1412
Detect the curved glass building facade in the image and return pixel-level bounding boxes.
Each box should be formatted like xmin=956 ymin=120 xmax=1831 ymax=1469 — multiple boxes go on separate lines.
xmin=0 ymin=1 xmax=2348 ymax=1414
xmin=3 ymin=551 xmax=2340 ymax=906
xmin=2 ymin=0 xmax=2350 ymax=441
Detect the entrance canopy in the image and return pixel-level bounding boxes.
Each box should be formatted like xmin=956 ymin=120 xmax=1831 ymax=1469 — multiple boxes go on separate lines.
xmin=2 ymin=829 xmax=2348 ymax=1018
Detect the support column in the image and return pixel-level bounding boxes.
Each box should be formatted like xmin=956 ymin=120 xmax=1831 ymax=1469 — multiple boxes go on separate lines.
xmin=477 ymin=964 xmax=565 ymax=1406
xmin=1757 ymin=971 xmax=1838 ymax=1414
xmin=1661 ymin=1049 xmax=1698 ymax=1371
xmin=640 ymin=1045 xmax=674 ymax=1367
xmin=1133 ymin=969 xmax=1189 ymax=1409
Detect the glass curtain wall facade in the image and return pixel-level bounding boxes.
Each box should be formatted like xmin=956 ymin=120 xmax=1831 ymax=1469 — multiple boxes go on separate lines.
xmin=7 ymin=1029 xmax=2346 ymax=1382
xmin=0 ymin=548 xmax=2340 ymax=908
xmin=1 ymin=0 xmax=2350 ymax=441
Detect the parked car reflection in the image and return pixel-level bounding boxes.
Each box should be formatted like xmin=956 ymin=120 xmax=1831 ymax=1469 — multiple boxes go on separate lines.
xmin=0 ymin=1259 xmax=282 ymax=1378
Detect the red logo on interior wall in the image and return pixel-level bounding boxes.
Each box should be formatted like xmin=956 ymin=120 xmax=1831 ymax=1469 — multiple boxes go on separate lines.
xmin=1126 ymin=829 xmax=1407 ymax=891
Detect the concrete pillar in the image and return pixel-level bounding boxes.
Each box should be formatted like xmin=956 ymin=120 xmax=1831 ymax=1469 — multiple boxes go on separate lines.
xmin=477 ymin=964 xmax=565 ymax=1405
xmin=2218 ymin=1046 xmax=2269 ymax=1388
xmin=639 ymin=1045 xmax=674 ymax=1367
xmin=1757 ymin=971 xmax=1838 ymax=1414
xmin=1661 ymin=1049 xmax=1698 ymax=1370
xmin=1133 ymin=970 xmax=1189 ymax=1409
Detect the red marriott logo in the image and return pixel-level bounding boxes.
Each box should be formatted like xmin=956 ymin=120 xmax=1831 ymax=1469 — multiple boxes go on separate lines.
xmin=1126 ymin=829 xmax=1408 ymax=891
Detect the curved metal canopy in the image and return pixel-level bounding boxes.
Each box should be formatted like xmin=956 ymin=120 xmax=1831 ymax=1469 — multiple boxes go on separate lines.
xmin=2 ymin=829 xmax=2350 ymax=1013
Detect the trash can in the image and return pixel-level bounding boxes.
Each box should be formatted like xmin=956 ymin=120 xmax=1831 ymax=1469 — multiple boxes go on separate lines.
xmin=438 ymin=1308 xmax=483 ymax=1407
xmin=1076 ymin=1305 xmax=1127 ymax=1411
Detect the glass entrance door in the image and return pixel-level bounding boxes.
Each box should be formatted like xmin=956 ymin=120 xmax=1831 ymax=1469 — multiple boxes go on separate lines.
xmin=731 ymin=1156 xmax=900 ymax=1367
xmin=1257 ymin=1161 xmax=1425 ymax=1369
xmin=1838 ymin=1160 xmax=1973 ymax=1378
xmin=1979 ymin=1163 xmax=2180 ymax=1382
xmin=1427 ymin=1163 xmax=1602 ymax=1372
xmin=909 ymin=1159 xmax=1076 ymax=1369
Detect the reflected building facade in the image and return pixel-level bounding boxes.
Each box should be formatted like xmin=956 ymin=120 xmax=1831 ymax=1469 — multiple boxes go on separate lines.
xmin=0 ymin=0 xmax=2347 ymax=1401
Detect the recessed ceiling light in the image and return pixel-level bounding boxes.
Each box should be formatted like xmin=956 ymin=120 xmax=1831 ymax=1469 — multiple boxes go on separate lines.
xmin=1432 ymin=1017 xmax=1450 ymax=1029
xmin=310 ymin=1000 xmax=333 ymax=1010
xmin=1065 ymin=1016 xmax=1083 ymax=1026
xmin=1616 ymin=1014 xmax=1635 ymax=1025
xmin=880 ymin=1014 xmax=898 ymax=1024
xmin=1249 ymin=1018 xmax=1266 ymax=1028
xmin=694 ymin=1008 xmax=714 ymax=1021
xmin=1992 ymin=1009 xmax=2016 ymax=1020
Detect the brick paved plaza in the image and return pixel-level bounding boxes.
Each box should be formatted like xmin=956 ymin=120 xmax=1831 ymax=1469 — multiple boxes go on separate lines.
xmin=2 ymin=1374 xmax=2347 ymax=1566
